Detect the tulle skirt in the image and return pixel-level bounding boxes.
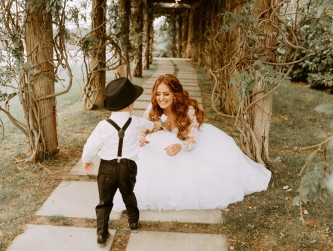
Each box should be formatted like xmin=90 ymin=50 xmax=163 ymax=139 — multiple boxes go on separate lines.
xmin=112 ymin=123 xmax=271 ymax=211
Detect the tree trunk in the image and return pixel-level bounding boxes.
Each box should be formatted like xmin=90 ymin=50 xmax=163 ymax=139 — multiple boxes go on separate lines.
xmin=177 ymin=14 xmax=183 ymax=58
xmin=25 ymin=0 xmax=58 ymax=161
xmin=206 ymin=0 xmax=240 ymax=116
xmin=249 ymin=0 xmax=280 ymax=163
xmin=181 ymin=10 xmax=189 ymax=57
xmin=251 ymin=73 xmax=272 ymax=163
xmin=171 ymin=15 xmax=177 ymax=58
xmin=197 ymin=7 xmax=204 ymax=65
xmin=148 ymin=6 xmax=154 ymax=65
xmin=131 ymin=0 xmax=143 ymax=77
xmin=143 ymin=0 xmax=151 ymax=69
xmin=185 ymin=8 xmax=194 ymax=58
xmin=236 ymin=0 xmax=281 ymax=165
xmin=83 ymin=0 xmax=106 ymax=110
xmin=118 ymin=0 xmax=131 ymax=77
xmin=218 ymin=1 xmax=242 ymax=115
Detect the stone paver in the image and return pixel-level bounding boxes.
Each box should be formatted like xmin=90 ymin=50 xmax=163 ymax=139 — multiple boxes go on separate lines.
xmin=36 ymin=181 xmax=121 ymax=220
xmin=40 ymin=179 xmax=222 ymax=224
xmin=139 ymin=209 xmax=222 ymax=224
xmin=6 ymin=225 xmax=116 ymax=251
xmin=126 ymin=231 xmax=228 ymax=251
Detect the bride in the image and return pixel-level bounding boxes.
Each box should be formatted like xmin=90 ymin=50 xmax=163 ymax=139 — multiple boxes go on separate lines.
xmin=113 ymin=74 xmax=271 ymax=211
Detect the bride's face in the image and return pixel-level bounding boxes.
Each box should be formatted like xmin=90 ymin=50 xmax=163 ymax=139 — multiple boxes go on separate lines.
xmin=156 ymin=83 xmax=175 ymax=110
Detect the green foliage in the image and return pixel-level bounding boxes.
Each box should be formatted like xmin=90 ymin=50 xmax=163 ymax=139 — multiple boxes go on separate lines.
xmin=218 ymin=10 xmax=257 ymax=34
xmin=217 ymin=7 xmax=292 ymax=101
xmin=293 ymin=162 xmax=332 ymax=205
xmin=219 ymin=11 xmax=261 ymax=52
xmin=230 ymin=59 xmax=290 ymax=98
xmin=45 ymin=0 xmax=62 ymax=16
xmin=294 ymin=103 xmax=333 ymax=206
xmin=289 ymin=7 xmax=333 ymax=90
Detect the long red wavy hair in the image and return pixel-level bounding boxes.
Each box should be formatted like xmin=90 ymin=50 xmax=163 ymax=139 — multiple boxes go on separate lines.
xmin=149 ymin=74 xmax=205 ymax=140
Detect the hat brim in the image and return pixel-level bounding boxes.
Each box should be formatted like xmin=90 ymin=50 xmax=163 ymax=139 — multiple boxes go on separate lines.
xmin=104 ymin=84 xmax=143 ymax=111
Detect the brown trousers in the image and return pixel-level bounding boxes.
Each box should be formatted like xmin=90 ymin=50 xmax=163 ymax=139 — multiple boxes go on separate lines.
xmin=96 ymin=158 xmax=139 ymax=237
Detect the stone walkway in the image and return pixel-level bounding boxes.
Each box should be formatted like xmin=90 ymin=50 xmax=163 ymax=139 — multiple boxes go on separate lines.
xmin=6 ymin=58 xmax=228 ymax=251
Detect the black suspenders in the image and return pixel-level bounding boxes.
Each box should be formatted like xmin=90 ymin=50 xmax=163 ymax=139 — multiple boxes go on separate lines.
xmin=106 ymin=117 xmax=132 ymax=162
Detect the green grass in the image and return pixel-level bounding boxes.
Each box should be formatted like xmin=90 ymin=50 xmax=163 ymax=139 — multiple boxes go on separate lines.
xmin=48 ymin=215 xmax=73 ymax=226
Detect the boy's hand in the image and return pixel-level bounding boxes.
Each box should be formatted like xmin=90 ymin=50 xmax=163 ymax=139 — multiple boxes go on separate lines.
xmin=83 ymin=161 xmax=94 ymax=174
xmin=139 ymin=136 xmax=150 ymax=147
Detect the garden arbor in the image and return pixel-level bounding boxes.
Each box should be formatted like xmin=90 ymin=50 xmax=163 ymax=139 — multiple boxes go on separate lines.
xmin=0 ymin=0 xmax=301 ymax=165
xmin=148 ymin=0 xmax=300 ymax=166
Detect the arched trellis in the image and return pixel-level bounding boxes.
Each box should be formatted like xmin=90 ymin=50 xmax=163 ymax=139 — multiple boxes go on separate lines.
xmin=0 ymin=0 xmax=314 ymax=164
xmin=60 ymin=0 xmax=311 ymax=164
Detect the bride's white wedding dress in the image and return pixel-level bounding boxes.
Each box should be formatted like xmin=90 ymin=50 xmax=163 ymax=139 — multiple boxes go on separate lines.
xmin=112 ymin=105 xmax=271 ymax=211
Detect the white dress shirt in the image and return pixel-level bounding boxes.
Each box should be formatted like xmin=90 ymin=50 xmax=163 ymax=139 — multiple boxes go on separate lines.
xmin=82 ymin=112 xmax=154 ymax=163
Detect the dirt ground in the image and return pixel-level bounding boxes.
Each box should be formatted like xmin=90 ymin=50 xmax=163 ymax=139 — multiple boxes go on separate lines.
xmin=1 ymin=61 xmax=333 ymax=251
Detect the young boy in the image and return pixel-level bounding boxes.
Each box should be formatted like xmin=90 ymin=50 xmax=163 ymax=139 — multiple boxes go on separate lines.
xmin=81 ymin=77 xmax=161 ymax=246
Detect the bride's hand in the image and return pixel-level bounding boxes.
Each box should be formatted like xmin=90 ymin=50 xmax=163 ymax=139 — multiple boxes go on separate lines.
xmin=139 ymin=137 xmax=150 ymax=147
xmin=164 ymin=144 xmax=181 ymax=156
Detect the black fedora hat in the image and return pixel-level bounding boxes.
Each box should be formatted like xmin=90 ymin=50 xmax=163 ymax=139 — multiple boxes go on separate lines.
xmin=104 ymin=77 xmax=143 ymax=111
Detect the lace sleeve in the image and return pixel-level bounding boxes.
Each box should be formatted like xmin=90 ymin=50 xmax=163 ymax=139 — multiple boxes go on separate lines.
xmin=180 ymin=107 xmax=199 ymax=151
xmin=140 ymin=103 xmax=153 ymax=136
xmin=143 ymin=103 xmax=152 ymax=120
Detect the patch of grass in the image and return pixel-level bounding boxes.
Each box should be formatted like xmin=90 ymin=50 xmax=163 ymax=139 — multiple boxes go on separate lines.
xmin=48 ymin=215 xmax=73 ymax=226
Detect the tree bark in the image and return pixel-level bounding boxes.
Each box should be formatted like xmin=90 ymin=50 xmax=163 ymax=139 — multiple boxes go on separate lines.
xmin=118 ymin=0 xmax=131 ymax=77
xmin=177 ymin=14 xmax=183 ymax=58
xmin=249 ymin=0 xmax=280 ymax=163
xmin=236 ymin=0 xmax=281 ymax=165
xmin=251 ymin=72 xmax=273 ymax=163
xmin=185 ymin=8 xmax=194 ymax=58
xmin=131 ymin=0 xmax=143 ymax=77
xmin=83 ymin=0 xmax=106 ymax=110
xmin=181 ymin=10 xmax=189 ymax=57
xmin=197 ymin=7 xmax=204 ymax=65
xmin=25 ymin=0 xmax=58 ymax=161
xmin=171 ymin=14 xmax=177 ymax=58
xmin=149 ymin=16 xmax=154 ymax=64
xmin=143 ymin=0 xmax=151 ymax=69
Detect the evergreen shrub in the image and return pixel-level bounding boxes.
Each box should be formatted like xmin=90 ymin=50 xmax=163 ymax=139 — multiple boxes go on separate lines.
xmin=289 ymin=14 xmax=333 ymax=92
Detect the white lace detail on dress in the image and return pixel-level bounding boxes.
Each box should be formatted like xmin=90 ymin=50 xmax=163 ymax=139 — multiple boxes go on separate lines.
xmin=180 ymin=107 xmax=199 ymax=151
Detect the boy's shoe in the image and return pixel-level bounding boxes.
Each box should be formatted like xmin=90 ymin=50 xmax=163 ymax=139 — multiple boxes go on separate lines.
xmin=129 ymin=222 xmax=139 ymax=233
xmin=97 ymin=232 xmax=111 ymax=247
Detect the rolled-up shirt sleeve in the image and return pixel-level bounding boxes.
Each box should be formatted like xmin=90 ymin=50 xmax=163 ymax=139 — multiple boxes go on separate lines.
xmin=136 ymin=116 xmax=155 ymax=131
